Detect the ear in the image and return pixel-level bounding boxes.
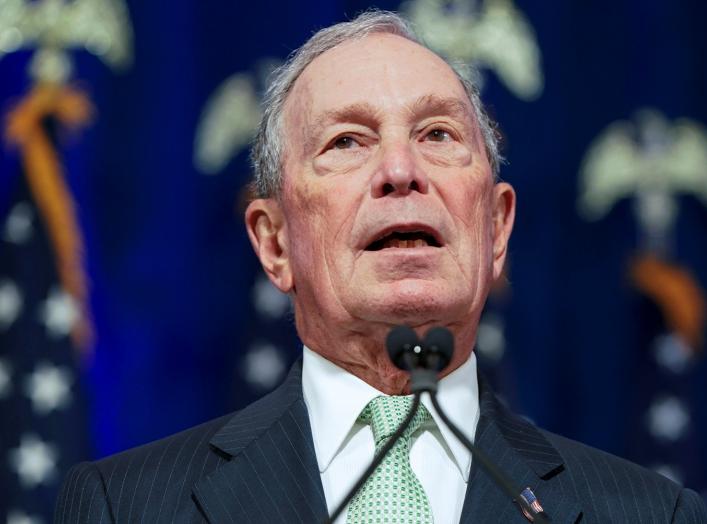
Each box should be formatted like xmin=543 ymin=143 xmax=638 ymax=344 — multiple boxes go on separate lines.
xmin=490 ymin=182 xmax=516 ymax=281
xmin=245 ymin=198 xmax=294 ymax=293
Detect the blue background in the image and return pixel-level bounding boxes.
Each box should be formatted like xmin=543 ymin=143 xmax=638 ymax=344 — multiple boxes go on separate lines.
xmin=1 ymin=0 xmax=706 ymax=506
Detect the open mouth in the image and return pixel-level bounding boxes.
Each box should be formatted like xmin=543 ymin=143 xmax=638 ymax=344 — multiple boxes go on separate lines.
xmin=365 ymin=230 xmax=441 ymax=251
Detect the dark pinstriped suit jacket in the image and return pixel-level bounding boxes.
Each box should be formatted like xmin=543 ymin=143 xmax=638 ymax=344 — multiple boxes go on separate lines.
xmin=56 ymin=361 xmax=707 ymax=523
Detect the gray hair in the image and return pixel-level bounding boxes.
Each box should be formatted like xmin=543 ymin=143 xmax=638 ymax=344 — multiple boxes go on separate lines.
xmin=250 ymin=10 xmax=501 ymax=198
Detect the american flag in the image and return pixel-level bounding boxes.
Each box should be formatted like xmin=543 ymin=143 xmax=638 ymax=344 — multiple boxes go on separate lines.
xmin=518 ymin=486 xmax=545 ymax=522
xmin=0 ymin=172 xmax=90 ymax=523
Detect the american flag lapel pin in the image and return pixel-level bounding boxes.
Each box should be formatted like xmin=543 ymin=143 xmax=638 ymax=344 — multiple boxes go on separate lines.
xmin=518 ymin=486 xmax=545 ymax=522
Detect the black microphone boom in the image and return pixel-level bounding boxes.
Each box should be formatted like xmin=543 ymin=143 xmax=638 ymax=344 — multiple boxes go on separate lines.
xmin=325 ymin=326 xmax=425 ymax=524
xmin=398 ymin=325 xmax=551 ymax=523
xmin=326 ymin=325 xmax=550 ymax=523
xmin=428 ymin=392 xmax=551 ymax=523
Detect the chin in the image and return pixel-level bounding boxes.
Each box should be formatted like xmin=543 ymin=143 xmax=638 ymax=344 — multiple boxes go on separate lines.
xmin=367 ymin=280 xmax=467 ymax=324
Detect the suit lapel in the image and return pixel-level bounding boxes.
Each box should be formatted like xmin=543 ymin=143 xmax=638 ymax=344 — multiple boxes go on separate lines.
xmin=460 ymin=376 xmax=582 ymax=524
xmin=192 ymin=361 xmax=328 ymax=523
xmin=192 ymin=361 xmax=583 ymax=523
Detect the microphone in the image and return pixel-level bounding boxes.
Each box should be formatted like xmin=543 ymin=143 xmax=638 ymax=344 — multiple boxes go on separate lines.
xmin=422 ymin=326 xmax=454 ymax=372
xmin=326 ymin=325 xmax=551 ymax=523
xmin=387 ymin=325 xmax=452 ymax=394
xmin=405 ymin=326 xmax=551 ymax=524
xmin=385 ymin=324 xmax=421 ymax=370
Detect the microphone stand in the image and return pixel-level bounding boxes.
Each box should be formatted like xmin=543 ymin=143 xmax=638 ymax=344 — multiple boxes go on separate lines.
xmin=428 ymin=392 xmax=551 ymax=524
xmin=325 ymin=392 xmax=423 ymax=524
xmin=325 ymin=325 xmax=550 ymax=523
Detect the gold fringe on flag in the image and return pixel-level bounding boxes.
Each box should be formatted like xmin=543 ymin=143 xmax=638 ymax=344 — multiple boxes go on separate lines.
xmin=630 ymin=254 xmax=706 ymax=354
xmin=4 ymin=83 xmax=95 ymax=354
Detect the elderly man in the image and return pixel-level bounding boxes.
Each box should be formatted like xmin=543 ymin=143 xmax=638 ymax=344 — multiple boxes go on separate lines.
xmin=56 ymin=10 xmax=707 ymax=523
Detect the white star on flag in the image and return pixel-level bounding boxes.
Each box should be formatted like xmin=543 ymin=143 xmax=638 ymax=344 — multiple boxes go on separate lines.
xmin=252 ymin=276 xmax=290 ymax=319
xmin=0 ymin=357 xmax=12 ymax=399
xmin=476 ymin=312 xmax=506 ymax=363
xmin=653 ymin=333 xmax=691 ymax=374
xmin=648 ymin=396 xmax=690 ymax=442
xmin=7 ymin=509 xmax=43 ymax=524
xmin=2 ymin=201 xmax=35 ymax=245
xmin=242 ymin=342 xmax=286 ymax=390
xmin=0 ymin=278 xmax=23 ymax=330
xmin=23 ymin=362 xmax=73 ymax=415
xmin=8 ymin=434 xmax=58 ymax=488
xmin=38 ymin=287 xmax=78 ymax=339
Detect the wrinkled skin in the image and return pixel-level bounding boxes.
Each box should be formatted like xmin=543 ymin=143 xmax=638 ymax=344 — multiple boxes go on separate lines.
xmin=246 ymin=33 xmax=515 ymax=394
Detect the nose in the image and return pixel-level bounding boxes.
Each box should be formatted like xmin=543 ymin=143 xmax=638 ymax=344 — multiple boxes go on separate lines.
xmin=371 ymin=142 xmax=429 ymax=198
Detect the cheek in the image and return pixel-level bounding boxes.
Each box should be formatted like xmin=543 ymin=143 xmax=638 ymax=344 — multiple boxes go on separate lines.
xmin=420 ymin=143 xmax=472 ymax=168
xmin=287 ymin=204 xmax=324 ymax=271
xmin=284 ymin=183 xmax=352 ymax=274
xmin=291 ymin=168 xmax=365 ymax=244
xmin=451 ymin=180 xmax=488 ymax=222
xmin=445 ymin=179 xmax=495 ymax=256
xmin=313 ymin=149 xmax=371 ymax=176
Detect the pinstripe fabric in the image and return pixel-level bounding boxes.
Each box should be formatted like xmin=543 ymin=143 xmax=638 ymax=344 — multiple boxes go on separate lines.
xmin=55 ymin=361 xmax=707 ymax=523
xmin=54 ymin=362 xmax=328 ymax=523
xmin=54 ymin=412 xmax=231 ymax=524
xmin=460 ymin=377 xmax=707 ymax=523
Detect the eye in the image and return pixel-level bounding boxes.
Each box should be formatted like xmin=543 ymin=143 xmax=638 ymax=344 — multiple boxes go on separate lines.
xmin=332 ymin=135 xmax=359 ymax=149
xmin=425 ymin=128 xmax=454 ymax=142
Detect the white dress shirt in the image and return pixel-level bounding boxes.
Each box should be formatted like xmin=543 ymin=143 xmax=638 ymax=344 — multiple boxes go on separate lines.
xmin=302 ymin=346 xmax=480 ymax=524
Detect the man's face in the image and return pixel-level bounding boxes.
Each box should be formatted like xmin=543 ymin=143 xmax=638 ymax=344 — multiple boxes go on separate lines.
xmin=248 ymin=33 xmax=514 ymax=363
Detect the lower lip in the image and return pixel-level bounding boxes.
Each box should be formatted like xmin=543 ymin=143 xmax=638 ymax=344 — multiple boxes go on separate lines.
xmin=365 ymin=246 xmax=443 ymax=276
xmin=366 ymin=246 xmax=442 ymax=254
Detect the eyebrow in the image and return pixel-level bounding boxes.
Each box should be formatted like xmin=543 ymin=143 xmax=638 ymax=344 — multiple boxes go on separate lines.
xmin=306 ymin=103 xmax=384 ymax=152
xmin=406 ymin=94 xmax=473 ymax=125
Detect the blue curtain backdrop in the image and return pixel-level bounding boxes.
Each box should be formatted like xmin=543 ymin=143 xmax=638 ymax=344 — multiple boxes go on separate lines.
xmin=1 ymin=0 xmax=706 ymax=512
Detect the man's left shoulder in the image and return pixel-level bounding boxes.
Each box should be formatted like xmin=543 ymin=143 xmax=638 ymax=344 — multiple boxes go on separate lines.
xmin=540 ymin=428 xmax=707 ymax=522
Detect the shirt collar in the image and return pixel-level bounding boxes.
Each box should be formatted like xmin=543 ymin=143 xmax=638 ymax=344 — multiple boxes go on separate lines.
xmin=421 ymin=351 xmax=478 ymax=482
xmin=302 ymin=346 xmax=478 ymax=482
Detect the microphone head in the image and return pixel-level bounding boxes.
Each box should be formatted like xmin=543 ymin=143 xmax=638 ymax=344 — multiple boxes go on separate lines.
xmin=386 ymin=325 xmax=421 ymax=371
xmin=422 ymin=327 xmax=454 ymax=371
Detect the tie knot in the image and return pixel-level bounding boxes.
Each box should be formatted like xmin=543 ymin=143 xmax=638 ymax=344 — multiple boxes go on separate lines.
xmin=360 ymin=395 xmax=431 ymax=445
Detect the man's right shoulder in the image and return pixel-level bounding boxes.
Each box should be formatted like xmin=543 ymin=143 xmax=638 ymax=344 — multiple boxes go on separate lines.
xmin=56 ymin=361 xmax=307 ymax=523
xmin=107 ymin=411 xmax=234 ymax=476
xmin=55 ymin=412 xmax=235 ymax=524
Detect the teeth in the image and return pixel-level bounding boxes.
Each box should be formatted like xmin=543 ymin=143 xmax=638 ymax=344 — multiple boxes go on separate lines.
xmin=382 ymin=238 xmax=400 ymax=249
xmin=381 ymin=237 xmax=429 ymax=249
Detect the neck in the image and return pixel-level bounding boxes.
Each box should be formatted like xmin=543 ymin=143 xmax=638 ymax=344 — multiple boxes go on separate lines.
xmin=296 ymin=312 xmax=478 ymax=395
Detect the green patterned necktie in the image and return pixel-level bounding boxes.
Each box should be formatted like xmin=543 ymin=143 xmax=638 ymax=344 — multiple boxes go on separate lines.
xmin=346 ymin=395 xmax=434 ymax=524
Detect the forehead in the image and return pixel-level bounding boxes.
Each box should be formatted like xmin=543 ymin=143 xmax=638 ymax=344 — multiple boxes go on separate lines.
xmin=284 ymin=33 xmax=471 ymax=130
